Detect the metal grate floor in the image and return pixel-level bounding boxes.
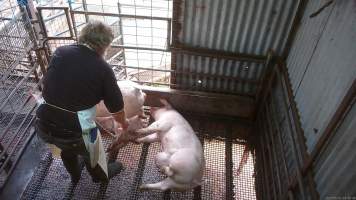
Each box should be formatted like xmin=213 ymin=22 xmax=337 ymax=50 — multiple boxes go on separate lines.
xmin=21 ymin=114 xmax=256 ymax=200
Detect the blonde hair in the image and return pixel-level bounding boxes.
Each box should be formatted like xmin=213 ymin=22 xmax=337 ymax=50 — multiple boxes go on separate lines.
xmin=78 ymin=20 xmax=114 ymax=52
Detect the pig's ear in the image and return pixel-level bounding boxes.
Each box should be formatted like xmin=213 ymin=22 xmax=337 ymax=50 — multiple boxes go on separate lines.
xmin=160 ymin=99 xmax=172 ymax=109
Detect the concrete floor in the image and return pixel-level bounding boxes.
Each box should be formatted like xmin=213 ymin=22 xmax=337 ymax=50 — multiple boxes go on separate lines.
xmin=0 ymin=133 xmax=46 ymax=200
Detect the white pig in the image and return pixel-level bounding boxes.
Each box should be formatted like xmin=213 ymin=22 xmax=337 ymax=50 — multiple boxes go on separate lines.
xmin=136 ymin=99 xmax=205 ymax=191
xmin=96 ymin=80 xmax=146 ymax=118
xmin=95 ymin=80 xmax=147 ymax=151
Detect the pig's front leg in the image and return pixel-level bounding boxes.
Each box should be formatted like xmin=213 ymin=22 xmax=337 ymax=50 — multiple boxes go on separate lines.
xmin=136 ymin=133 xmax=159 ymax=143
xmin=136 ymin=121 xmax=161 ymax=137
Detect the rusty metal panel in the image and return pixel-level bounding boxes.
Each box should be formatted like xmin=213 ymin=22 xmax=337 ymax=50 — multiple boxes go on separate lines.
xmin=286 ymin=0 xmax=356 ymax=152
xmin=177 ymin=0 xmax=299 ymax=56
xmin=313 ymin=102 xmax=356 ymax=199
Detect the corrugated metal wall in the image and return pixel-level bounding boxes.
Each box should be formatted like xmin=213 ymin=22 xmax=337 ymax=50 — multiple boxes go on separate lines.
xmin=172 ymin=0 xmax=300 ymax=96
xmin=313 ymin=102 xmax=356 ymax=199
xmin=177 ymin=0 xmax=298 ymax=55
xmin=254 ymin=63 xmax=317 ymax=200
xmin=285 ymin=0 xmax=356 ymax=198
xmin=286 ymin=0 xmax=356 ymax=152
xmin=175 ymin=55 xmax=264 ymax=95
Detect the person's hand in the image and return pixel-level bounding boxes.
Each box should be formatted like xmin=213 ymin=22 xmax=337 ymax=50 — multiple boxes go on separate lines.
xmin=121 ymin=118 xmax=129 ymax=131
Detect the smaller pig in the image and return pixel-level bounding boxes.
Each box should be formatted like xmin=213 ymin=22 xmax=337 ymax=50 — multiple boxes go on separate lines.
xmin=136 ymin=99 xmax=205 ymax=191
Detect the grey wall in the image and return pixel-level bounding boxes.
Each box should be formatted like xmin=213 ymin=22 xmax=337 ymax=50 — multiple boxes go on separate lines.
xmin=286 ymin=0 xmax=356 ymax=198
xmin=286 ymin=0 xmax=356 ymax=153
xmin=314 ymin=102 xmax=356 ymax=199
xmin=173 ymin=0 xmax=300 ymax=96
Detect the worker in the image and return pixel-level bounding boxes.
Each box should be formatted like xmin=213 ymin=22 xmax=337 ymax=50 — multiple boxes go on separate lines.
xmin=35 ymin=20 xmax=129 ymax=184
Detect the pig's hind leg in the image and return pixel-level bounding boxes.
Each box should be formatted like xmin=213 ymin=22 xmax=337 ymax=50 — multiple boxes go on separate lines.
xmin=140 ymin=177 xmax=189 ymax=191
xmin=155 ymin=152 xmax=171 ymax=172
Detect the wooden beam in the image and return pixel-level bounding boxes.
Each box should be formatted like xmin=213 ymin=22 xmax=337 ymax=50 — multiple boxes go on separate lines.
xmin=137 ymin=85 xmax=256 ymax=120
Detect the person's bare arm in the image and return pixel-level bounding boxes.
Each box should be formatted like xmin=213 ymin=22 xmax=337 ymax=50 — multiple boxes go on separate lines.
xmin=111 ymin=110 xmax=129 ymax=130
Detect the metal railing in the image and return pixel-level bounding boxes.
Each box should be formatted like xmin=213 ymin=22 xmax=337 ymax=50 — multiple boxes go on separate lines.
xmin=36 ymin=0 xmax=173 ymax=87
xmin=0 ymin=1 xmax=41 ymax=188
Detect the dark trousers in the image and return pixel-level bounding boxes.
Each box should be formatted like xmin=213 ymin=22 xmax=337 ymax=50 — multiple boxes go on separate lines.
xmin=35 ymin=119 xmax=108 ymax=182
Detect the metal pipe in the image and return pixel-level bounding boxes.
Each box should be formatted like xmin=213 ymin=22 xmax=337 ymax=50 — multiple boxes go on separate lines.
xmin=68 ymin=3 xmax=79 ymax=40
xmin=41 ymin=10 xmax=66 ymax=23
xmin=70 ymin=10 xmax=171 ymax=21
xmin=43 ymin=36 xmax=74 ymax=40
xmin=82 ymin=0 xmax=89 ymax=22
xmin=36 ymin=8 xmax=48 ymax=38
xmin=166 ymin=19 xmax=171 ymax=50
xmin=110 ymin=44 xmax=169 ymax=52
xmin=64 ymin=8 xmax=74 ymax=38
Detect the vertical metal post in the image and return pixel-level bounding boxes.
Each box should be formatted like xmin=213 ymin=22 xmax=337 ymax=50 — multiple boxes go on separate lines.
xmin=274 ymin=69 xmax=307 ymax=199
xmin=117 ymin=1 xmax=127 ymax=78
xmin=278 ymin=63 xmax=319 ymax=199
xmin=68 ymin=2 xmax=79 ymax=41
xmin=261 ymin=113 xmax=278 ymax=199
xmin=264 ymin=102 xmax=284 ymax=199
xmin=64 ymin=8 xmax=74 ymax=38
xmin=269 ymin=96 xmax=295 ymax=199
xmin=82 ymin=0 xmax=89 ymax=22
xmin=167 ymin=19 xmax=172 ymax=50
xmin=225 ymin=124 xmax=234 ymax=200
xmin=258 ymin=122 xmax=272 ymax=200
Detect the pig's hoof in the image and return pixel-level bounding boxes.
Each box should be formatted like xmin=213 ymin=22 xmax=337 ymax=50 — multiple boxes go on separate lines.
xmin=139 ymin=184 xmax=148 ymax=191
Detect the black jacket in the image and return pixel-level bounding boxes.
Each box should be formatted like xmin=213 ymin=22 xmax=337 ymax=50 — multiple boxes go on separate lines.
xmin=36 ymin=44 xmax=123 ymax=133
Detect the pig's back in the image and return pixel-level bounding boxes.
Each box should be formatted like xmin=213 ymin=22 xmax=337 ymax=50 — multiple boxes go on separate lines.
xmin=161 ymin=111 xmax=203 ymax=153
xmin=117 ymin=80 xmax=145 ymax=118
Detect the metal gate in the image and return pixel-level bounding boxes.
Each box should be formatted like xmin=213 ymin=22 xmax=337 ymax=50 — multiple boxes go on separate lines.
xmin=0 ymin=0 xmax=42 ymax=188
xmin=35 ymin=2 xmax=172 ymax=86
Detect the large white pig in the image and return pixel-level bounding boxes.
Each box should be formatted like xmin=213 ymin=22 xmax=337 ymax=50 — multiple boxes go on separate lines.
xmin=136 ymin=99 xmax=205 ymax=191
xmin=95 ymin=80 xmax=147 ymax=151
xmin=96 ymin=80 xmax=146 ymax=118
